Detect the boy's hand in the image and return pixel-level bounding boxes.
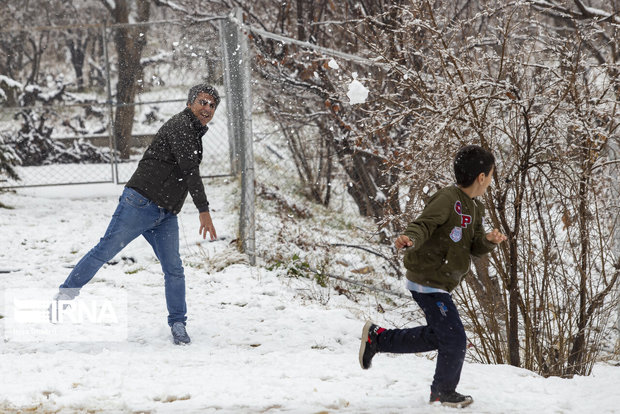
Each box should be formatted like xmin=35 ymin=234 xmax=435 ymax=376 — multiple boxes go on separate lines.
xmin=486 ymin=228 xmax=507 ymax=244
xmin=395 ymin=235 xmax=413 ymax=249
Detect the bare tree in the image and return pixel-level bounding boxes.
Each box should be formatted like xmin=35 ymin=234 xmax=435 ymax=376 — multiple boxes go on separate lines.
xmin=236 ymin=0 xmax=413 ymax=225
xmin=65 ymin=28 xmax=94 ymax=92
xmin=96 ymin=0 xmax=151 ymax=160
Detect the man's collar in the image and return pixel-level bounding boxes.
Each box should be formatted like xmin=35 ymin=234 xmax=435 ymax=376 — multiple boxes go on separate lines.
xmin=184 ymin=107 xmax=208 ymax=134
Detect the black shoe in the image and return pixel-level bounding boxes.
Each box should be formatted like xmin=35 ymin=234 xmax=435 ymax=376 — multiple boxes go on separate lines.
xmin=429 ymin=390 xmax=473 ymax=408
xmin=359 ymin=321 xmax=385 ymax=369
xmin=171 ymin=322 xmax=191 ymax=345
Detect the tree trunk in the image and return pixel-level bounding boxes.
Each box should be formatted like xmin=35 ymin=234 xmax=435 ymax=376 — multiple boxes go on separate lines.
xmin=507 ymin=238 xmax=521 ymax=366
xmin=109 ymin=0 xmax=150 ymax=160
xmin=66 ymin=30 xmax=89 ymax=91
xmin=567 ymin=159 xmax=591 ymax=376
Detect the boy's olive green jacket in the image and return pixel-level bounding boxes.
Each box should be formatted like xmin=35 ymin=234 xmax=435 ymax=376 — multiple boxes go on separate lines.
xmin=403 ymin=185 xmax=497 ymax=292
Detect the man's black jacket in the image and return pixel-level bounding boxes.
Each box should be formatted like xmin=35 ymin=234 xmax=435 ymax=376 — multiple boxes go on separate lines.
xmin=126 ymin=107 xmax=209 ymax=214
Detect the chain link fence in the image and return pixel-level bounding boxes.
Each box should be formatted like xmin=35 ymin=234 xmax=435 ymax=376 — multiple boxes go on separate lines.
xmin=0 ymin=19 xmax=231 ymax=189
xmin=0 ymin=15 xmax=382 ymax=274
xmin=238 ymin=22 xmax=406 ymax=306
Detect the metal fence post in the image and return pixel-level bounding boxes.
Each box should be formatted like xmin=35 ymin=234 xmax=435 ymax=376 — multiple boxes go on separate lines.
xmin=102 ymin=22 xmax=118 ymax=184
xmin=220 ymin=8 xmax=255 ymax=265
xmin=220 ymin=13 xmax=241 ymax=176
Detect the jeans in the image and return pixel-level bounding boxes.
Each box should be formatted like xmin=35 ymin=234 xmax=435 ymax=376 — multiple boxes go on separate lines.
xmin=377 ymin=290 xmax=467 ymax=394
xmin=60 ymin=187 xmax=187 ymax=326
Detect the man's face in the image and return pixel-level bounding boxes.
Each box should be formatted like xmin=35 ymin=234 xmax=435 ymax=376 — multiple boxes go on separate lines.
xmin=188 ymin=92 xmax=217 ymax=126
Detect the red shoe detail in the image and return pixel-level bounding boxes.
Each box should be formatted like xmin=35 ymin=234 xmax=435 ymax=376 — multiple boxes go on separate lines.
xmin=368 ymin=327 xmax=386 ymax=344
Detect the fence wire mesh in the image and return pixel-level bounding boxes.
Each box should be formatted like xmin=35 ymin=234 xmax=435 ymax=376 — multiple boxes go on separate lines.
xmin=0 ymin=20 xmax=231 ymax=189
xmin=243 ymin=25 xmax=408 ymax=309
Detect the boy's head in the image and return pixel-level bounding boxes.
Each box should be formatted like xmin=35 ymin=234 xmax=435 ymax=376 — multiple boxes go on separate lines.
xmin=454 ymin=145 xmax=495 ymax=187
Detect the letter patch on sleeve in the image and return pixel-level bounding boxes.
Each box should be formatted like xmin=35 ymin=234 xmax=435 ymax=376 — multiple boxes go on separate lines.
xmin=454 ymin=200 xmax=462 ymax=214
xmin=454 ymin=200 xmax=472 ymax=229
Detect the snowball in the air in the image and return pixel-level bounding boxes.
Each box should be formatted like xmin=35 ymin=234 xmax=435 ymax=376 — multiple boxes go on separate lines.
xmin=347 ymin=72 xmax=369 ymax=104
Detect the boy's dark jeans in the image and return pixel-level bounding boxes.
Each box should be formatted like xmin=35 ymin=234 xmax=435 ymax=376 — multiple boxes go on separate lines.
xmin=377 ymin=290 xmax=467 ymax=394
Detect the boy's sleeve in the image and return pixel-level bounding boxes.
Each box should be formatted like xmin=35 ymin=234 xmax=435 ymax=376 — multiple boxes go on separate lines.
xmin=470 ymin=201 xmax=496 ymax=256
xmin=403 ymin=192 xmax=451 ymax=249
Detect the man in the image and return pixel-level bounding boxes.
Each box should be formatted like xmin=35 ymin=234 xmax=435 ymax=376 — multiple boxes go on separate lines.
xmin=56 ymin=84 xmax=220 ymax=345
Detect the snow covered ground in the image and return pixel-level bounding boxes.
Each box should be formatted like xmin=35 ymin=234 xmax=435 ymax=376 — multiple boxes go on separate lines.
xmin=1 ymin=182 xmax=619 ymax=413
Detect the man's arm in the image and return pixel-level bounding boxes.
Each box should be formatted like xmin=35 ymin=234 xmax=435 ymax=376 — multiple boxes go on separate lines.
xmin=165 ymin=119 xmax=210 ymax=212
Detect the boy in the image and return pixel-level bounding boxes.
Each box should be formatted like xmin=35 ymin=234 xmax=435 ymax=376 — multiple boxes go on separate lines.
xmin=359 ymin=145 xmax=507 ymax=408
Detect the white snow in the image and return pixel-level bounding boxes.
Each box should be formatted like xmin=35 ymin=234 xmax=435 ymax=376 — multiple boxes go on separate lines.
xmin=347 ymin=73 xmax=369 ymax=105
xmin=0 ymin=75 xmax=23 ymax=90
xmin=328 ymin=59 xmax=340 ymax=70
xmin=1 ymin=182 xmax=619 ymax=413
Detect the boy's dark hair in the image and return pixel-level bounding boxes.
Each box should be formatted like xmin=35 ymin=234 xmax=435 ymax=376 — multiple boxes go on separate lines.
xmin=187 ymin=84 xmax=220 ymax=107
xmin=454 ymin=145 xmax=495 ymax=187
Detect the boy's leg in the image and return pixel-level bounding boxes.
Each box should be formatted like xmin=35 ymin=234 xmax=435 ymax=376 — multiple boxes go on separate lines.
xmin=142 ymin=211 xmax=187 ymax=327
xmin=59 ymin=187 xmax=153 ymax=293
xmin=412 ymin=291 xmax=467 ymax=395
xmin=376 ymin=323 xmax=438 ymax=354
xmin=375 ymin=290 xmax=441 ymax=354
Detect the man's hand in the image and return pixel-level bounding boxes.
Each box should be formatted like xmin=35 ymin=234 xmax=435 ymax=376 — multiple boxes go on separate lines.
xmin=395 ymin=235 xmax=413 ymax=249
xmin=199 ymin=211 xmax=217 ymax=240
xmin=486 ymin=228 xmax=507 ymax=244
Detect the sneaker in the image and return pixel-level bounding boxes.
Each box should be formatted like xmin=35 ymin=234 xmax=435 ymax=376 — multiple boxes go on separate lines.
xmin=171 ymin=322 xmax=191 ymax=345
xmin=359 ymin=321 xmax=385 ymax=369
xmin=429 ymin=390 xmax=474 ymax=408
xmin=48 ymin=289 xmax=78 ymax=323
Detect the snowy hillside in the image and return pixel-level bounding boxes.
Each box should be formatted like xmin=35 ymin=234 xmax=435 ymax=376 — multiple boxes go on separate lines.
xmin=1 ymin=179 xmax=619 ymax=413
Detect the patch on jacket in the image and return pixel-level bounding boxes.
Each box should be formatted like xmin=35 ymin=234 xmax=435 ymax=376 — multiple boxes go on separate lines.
xmin=450 ymin=226 xmax=462 ymax=242
xmin=454 ymin=200 xmax=472 ymax=228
